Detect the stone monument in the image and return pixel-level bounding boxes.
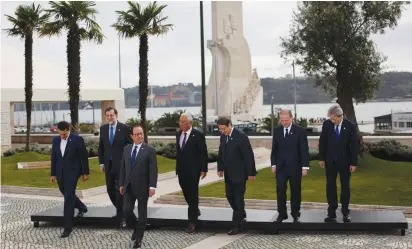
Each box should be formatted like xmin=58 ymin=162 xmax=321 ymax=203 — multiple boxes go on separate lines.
xmin=206 ymin=1 xmax=263 ymax=122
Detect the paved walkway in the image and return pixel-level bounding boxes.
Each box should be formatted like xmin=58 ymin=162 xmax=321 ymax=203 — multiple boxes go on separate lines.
xmin=2 ymin=148 xmax=412 ymax=248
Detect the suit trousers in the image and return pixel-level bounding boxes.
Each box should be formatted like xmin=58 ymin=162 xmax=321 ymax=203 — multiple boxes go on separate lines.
xmin=57 ymin=173 xmax=86 ymax=230
xmin=224 ymin=174 xmax=246 ymax=226
xmin=178 ymin=172 xmax=200 ymax=223
xmin=276 ymin=170 xmax=302 ymax=218
xmin=326 ymin=161 xmax=351 ymax=217
xmin=123 ymin=185 xmax=149 ymax=239
xmin=105 ymin=160 xmax=123 ymax=217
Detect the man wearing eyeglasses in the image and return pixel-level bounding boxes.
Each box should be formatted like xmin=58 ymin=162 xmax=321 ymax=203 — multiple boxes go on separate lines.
xmin=50 ymin=121 xmax=89 ymax=238
xmin=119 ymin=125 xmax=158 ymax=249
xmin=217 ymin=117 xmax=256 ymax=235
xmin=98 ymin=107 xmax=132 ymax=227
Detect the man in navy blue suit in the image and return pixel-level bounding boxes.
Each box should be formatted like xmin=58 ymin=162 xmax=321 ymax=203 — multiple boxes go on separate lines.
xmin=270 ymin=109 xmax=309 ymax=223
xmin=50 ymin=121 xmax=89 ymax=238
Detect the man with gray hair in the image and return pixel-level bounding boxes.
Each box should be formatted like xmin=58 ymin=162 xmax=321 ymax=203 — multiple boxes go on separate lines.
xmin=319 ymin=104 xmax=358 ymax=223
xmin=175 ymin=112 xmax=208 ymax=233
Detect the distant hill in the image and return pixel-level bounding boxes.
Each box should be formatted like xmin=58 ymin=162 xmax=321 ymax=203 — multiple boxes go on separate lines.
xmin=123 ymin=71 xmax=412 ymax=107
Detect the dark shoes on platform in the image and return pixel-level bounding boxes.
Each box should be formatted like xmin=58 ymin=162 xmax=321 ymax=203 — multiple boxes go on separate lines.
xmin=324 ymin=214 xmax=351 ymax=223
xmin=227 ymin=219 xmax=246 ymax=235
xmin=274 ymin=214 xmax=300 ymax=223
xmin=60 ymin=228 xmax=72 ymax=238
xmin=76 ymin=208 xmax=88 ymax=218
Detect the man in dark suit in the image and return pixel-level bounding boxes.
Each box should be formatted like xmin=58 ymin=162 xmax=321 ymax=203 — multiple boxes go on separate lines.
xmin=175 ymin=113 xmax=208 ymax=233
xmin=270 ymin=109 xmax=309 ymax=223
xmin=50 ymin=121 xmax=89 ymax=238
xmin=98 ymin=107 xmax=132 ymax=226
xmin=319 ymin=104 xmax=358 ymax=223
xmin=217 ymin=117 xmax=257 ymax=235
xmin=119 ymin=125 xmax=158 ymax=249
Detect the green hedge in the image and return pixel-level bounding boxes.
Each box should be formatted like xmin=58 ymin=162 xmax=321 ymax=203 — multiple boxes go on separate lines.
xmin=366 ymin=140 xmax=412 ymax=162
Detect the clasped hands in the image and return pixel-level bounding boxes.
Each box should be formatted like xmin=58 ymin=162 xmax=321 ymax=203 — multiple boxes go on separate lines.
xmin=319 ymin=161 xmax=356 ymax=172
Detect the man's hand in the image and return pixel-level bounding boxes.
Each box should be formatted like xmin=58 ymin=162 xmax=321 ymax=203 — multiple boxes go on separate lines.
xmin=50 ymin=176 xmax=56 ymax=184
xmin=319 ymin=161 xmax=325 ymax=168
xmin=200 ymin=171 xmax=207 ymax=179
xmin=271 ymin=167 xmax=276 ymax=174
xmin=119 ymin=186 xmax=124 ymax=195
xmin=99 ymin=164 xmax=105 ymax=172
xmin=350 ymin=165 xmax=357 ymax=173
xmin=248 ymin=176 xmax=255 ymax=181
xmin=149 ymin=189 xmax=155 ymax=197
xmin=302 ymin=169 xmax=308 ymax=176
xmin=82 ymin=175 xmax=89 ymax=182
xmin=217 ymin=171 xmax=223 ymax=178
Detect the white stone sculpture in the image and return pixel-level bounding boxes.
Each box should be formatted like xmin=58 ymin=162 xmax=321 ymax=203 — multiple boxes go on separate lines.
xmin=206 ymin=1 xmax=263 ymax=121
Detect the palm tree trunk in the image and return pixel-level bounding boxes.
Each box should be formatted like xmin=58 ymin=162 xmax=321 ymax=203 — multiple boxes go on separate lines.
xmin=24 ymin=34 xmax=33 ymax=151
xmin=139 ymin=33 xmax=149 ymax=143
xmin=67 ymin=29 xmax=81 ymax=133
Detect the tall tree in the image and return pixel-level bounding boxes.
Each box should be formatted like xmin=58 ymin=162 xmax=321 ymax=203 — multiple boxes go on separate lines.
xmin=112 ymin=1 xmax=173 ymax=143
xmin=4 ymin=3 xmax=49 ymax=151
xmin=41 ymin=1 xmax=104 ymax=132
xmin=281 ymin=1 xmax=409 ymax=154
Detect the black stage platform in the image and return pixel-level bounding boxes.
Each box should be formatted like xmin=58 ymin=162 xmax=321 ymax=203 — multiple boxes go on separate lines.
xmin=31 ymin=206 xmax=408 ymax=236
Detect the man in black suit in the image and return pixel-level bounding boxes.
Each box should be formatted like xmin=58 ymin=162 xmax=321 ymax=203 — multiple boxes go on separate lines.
xmin=319 ymin=104 xmax=358 ymax=223
xmin=175 ymin=113 xmax=208 ymax=233
xmin=50 ymin=121 xmax=89 ymax=238
xmin=98 ymin=107 xmax=132 ymax=226
xmin=270 ymin=109 xmax=309 ymax=223
xmin=119 ymin=125 xmax=158 ymax=249
xmin=217 ymin=117 xmax=257 ymax=235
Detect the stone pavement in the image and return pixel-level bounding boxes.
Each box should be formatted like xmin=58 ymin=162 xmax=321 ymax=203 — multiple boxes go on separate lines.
xmin=1 ymin=196 xmax=411 ymax=249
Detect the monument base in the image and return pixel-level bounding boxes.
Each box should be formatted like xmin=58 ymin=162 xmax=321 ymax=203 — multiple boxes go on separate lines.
xmin=30 ymin=206 xmax=408 ymax=236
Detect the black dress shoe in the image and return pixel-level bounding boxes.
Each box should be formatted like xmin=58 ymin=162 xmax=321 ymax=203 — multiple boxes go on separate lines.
xmin=343 ymin=215 xmax=351 ymax=223
xmin=227 ymin=226 xmax=241 ymax=235
xmin=186 ymin=223 xmax=196 ymax=233
xmin=133 ymin=238 xmax=142 ymax=248
xmin=274 ymin=215 xmax=288 ymax=223
xmin=293 ymin=216 xmax=300 ymax=223
xmin=131 ymin=229 xmax=136 ymax=241
xmin=324 ymin=216 xmax=337 ymax=222
xmin=76 ymin=208 xmax=88 ymax=218
xmin=60 ymin=228 xmax=72 ymax=238
xmin=120 ymin=218 xmax=127 ymax=228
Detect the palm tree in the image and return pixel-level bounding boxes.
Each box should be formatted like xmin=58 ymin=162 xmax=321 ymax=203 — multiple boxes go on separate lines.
xmin=41 ymin=1 xmax=104 ymax=132
xmin=112 ymin=1 xmax=173 ymax=143
xmin=4 ymin=3 xmax=49 ymax=151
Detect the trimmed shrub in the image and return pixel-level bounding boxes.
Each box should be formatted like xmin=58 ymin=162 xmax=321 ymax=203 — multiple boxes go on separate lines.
xmin=366 ymin=140 xmax=412 ymax=162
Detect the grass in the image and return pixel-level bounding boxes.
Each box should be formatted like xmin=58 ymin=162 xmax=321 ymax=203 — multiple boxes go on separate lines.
xmin=184 ymin=156 xmax=412 ymax=206
xmin=1 ymin=152 xmax=176 ymax=190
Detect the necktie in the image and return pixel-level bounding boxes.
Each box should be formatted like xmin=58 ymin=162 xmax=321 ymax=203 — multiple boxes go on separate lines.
xmin=335 ymin=125 xmax=340 ymax=141
xmin=181 ymin=132 xmax=187 ymax=150
xmin=109 ymin=126 xmax=114 ymax=145
xmin=285 ymin=128 xmax=289 ymax=139
xmin=130 ymin=145 xmax=138 ymax=167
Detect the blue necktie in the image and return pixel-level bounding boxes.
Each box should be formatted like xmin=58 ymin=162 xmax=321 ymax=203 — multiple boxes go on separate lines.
xmin=130 ymin=145 xmax=138 ymax=167
xmin=335 ymin=125 xmax=340 ymax=141
xmin=109 ymin=126 xmax=114 ymax=145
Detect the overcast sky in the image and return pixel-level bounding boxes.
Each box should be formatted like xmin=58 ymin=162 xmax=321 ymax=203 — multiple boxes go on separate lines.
xmin=1 ymin=1 xmax=412 ymax=89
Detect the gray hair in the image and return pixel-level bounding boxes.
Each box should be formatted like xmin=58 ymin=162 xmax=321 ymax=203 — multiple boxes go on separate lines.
xmin=327 ymin=104 xmax=343 ymax=117
xmin=279 ymin=108 xmax=293 ymax=117
xmin=180 ymin=112 xmax=193 ymax=122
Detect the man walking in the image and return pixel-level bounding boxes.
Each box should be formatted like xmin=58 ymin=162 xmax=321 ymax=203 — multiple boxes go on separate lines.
xmin=98 ymin=107 xmax=132 ymax=227
xmin=217 ymin=117 xmax=256 ymax=235
xmin=270 ymin=109 xmax=309 ymax=223
xmin=50 ymin=121 xmax=89 ymax=238
xmin=319 ymin=104 xmax=358 ymax=223
xmin=175 ymin=113 xmax=208 ymax=233
xmin=119 ymin=125 xmax=158 ymax=248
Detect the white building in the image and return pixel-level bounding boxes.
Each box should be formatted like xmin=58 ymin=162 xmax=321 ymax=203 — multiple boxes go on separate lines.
xmin=374 ymin=111 xmax=412 ymax=133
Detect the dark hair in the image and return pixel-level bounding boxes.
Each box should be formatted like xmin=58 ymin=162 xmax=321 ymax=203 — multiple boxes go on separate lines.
xmin=217 ymin=117 xmax=232 ymax=126
xmin=105 ymin=107 xmax=118 ymax=115
xmin=130 ymin=125 xmax=143 ymax=134
xmin=57 ymin=121 xmax=70 ymax=131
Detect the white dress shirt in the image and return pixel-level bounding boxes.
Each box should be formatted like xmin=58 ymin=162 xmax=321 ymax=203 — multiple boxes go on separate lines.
xmin=130 ymin=142 xmax=155 ymax=190
xmin=272 ymin=124 xmax=309 ymax=170
xmin=60 ymin=133 xmax=70 ymax=157
xmin=180 ymin=127 xmax=192 ymax=147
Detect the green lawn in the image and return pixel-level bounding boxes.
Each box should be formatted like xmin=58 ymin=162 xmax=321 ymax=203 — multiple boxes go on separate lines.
xmin=1 ymin=152 xmax=176 ymax=190
xmin=190 ymin=156 xmax=412 ymax=206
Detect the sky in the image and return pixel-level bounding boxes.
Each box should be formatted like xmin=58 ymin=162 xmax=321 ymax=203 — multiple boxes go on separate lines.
xmin=1 ymin=1 xmax=412 ymax=90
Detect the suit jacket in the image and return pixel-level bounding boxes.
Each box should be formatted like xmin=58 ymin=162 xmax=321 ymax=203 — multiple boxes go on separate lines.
xmin=319 ymin=118 xmax=358 ymax=166
xmin=175 ymin=128 xmax=208 ymax=176
xmin=270 ymin=124 xmax=309 ymax=176
xmin=119 ymin=143 xmax=158 ymax=196
xmin=217 ymin=128 xmax=257 ymax=183
xmin=51 ymin=133 xmax=89 ymax=181
xmin=98 ymin=122 xmax=132 ymax=173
